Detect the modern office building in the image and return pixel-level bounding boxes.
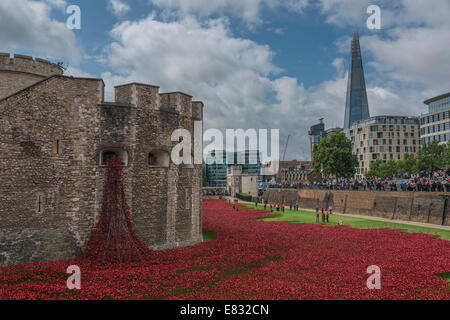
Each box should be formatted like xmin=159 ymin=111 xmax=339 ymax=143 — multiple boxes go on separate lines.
xmin=345 ymin=116 xmax=420 ymax=178
xmin=420 ymin=92 xmax=450 ymax=145
xmin=326 ymin=127 xmax=343 ymax=136
xmin=309 ymin=120 xmax=344 ymax=160
xmin=205 ymin=150 xmax=263 ymax=187
xmin=309 ymin=119 xmax=327 ymax=159
xmin=344 ymin=32 xmax=370 ymax=129
xmin=205 ymin=150 xmax=228 ymax=187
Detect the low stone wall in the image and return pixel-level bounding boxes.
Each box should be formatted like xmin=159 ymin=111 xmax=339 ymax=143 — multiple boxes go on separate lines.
xmin=262 ymin=189 xmax=450 ymax=226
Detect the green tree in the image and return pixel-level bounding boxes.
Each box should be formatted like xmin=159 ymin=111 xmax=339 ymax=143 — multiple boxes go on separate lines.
xmin=202 ymin=176 xmax=209 ymax=187
xmin=365 ymin=159 xmax=382 ymax=179
xmin=366 ymin=159 xmax=398 ymax=180
xmin=416 ymin=140 xmax=446 ymax=172
xmin=397 ymin=153 xmax=417 ymax=175
xmin=444 ymin=143 xmax=450 ymax=168
xmin=380 ymin=159 xmax=398 ymax=179
xmin=312 ymin=133 xmax=358 ymax=179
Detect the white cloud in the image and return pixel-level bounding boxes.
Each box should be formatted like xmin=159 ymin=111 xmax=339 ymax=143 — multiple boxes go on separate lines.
xmin=320 ymin=0 xmax=450 ymax=116
xmin=100 ymin=14 xmax=358 ymax=160
xmin=331 ymin=58 xmax=344 ymax=76
xmin=108 ymin=0 xmax=131 ymax=18
xmin=43 ymin=0 xmax=67 ymax=9
xmin=65 ymin=66 xmax=95 ymax=78
xmin=318 ymin=0 xmax=373 ymax=27
xmin=0 ymin=0 xmax=81 ymax=62
xmin=148 ymin=0 xmax=309 ymax=25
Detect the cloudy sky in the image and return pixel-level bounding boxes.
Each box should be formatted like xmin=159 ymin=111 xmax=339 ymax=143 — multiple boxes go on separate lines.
xmin=1 ymin=0 xmax=449 ymax=161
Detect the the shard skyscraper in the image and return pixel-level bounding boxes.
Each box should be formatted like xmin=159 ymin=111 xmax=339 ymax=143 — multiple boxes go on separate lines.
xmin=344 ymin=32 xmax=370 ymax=129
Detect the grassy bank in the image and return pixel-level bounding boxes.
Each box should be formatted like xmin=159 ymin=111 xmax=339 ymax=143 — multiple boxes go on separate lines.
xmin=243 ymin=204 xmax=450 ymax=241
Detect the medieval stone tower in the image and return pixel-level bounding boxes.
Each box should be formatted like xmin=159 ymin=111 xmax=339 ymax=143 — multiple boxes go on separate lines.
xmin=0 ymin=53 xmax=63 ymax=100
xmin=0 ymin=53 xmax=204 ymax=266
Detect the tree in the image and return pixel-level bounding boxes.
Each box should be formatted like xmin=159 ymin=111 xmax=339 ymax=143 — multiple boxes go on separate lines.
xmin=444 ymin=143 xmax=450 ymax=168
xmin=312 ymin=133 xmax=358 ymax=179
xmin=397 ymin=153 xmax=417 ymax=175
xmin=416 ymin=140 xmax=446 ymax=172
xmin=380 ymin=159 xmax=398 ymax=179
xmin=202 ymin=176 xmax=209 ymax=187
xmin=365 ymin=159 xmax=382 ymax=179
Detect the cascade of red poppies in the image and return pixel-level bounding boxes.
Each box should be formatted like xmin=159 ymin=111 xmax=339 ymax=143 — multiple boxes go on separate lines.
xmin=79 ymin=157 xmax=151 ymax=263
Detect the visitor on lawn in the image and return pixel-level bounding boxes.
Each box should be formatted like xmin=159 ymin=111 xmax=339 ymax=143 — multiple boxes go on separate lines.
xmin=321 ymin=207 xmax=325 ymax=223
xmin=316 ymin=208 xmax=320 ymax=223
xmin=326 ymin=210 xmax=329 ymax=223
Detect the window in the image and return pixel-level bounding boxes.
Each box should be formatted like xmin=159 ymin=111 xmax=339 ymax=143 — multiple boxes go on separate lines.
xmin=148 ymin=149 xmax=170 ymax=167
xmin=185 ymin=188 xmax=191 ymax=209
xmin=100 ymin=149 xmax=128 ymax=166
xmin=36 ymin=193 xmax=44 ymax=213
xmin=53 ymin=137 xmax=63 ymax=157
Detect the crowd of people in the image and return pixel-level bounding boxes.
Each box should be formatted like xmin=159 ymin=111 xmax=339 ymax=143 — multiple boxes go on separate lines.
xmin=203 ymin=189 xmax=230 ymax=197
xmin=267 ymin=170 xmax=450 ymax=193
xmin=253 ymin=200 xmax=336 ymax=225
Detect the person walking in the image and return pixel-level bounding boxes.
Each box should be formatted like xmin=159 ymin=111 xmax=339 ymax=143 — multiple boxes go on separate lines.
xmin=315 ymin=208 xmax=320 ymax=223
xmin=321 ymin=207 xmax=325 ymax=223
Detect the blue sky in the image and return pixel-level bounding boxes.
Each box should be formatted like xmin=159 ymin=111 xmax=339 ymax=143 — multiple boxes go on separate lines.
xmin=1 ymin=0 xmax=449 ymax=160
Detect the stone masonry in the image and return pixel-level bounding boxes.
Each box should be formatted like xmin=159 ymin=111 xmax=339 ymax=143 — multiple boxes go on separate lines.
xmin=263 ymin=189 xmax=450 ymax=226
xmin=0 ymin=53 xmax=204 ymax=266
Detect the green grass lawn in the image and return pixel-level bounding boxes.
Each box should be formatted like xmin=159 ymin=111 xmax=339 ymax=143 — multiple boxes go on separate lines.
xmin=202 ymin=230 xmax=217 ymax=241
xmin=243 ymin=204 xmax=450 ymax=241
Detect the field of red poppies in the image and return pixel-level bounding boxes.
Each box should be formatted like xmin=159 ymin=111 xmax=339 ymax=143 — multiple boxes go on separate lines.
xmin=1 ymin=199 xmax=449 ymax=300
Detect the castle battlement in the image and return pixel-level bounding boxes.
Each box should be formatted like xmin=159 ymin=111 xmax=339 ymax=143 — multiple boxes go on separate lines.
xmin=0 ymin=53 xmax=63 ymax=77
xmin=113 ymin=82 xmax=203 ymax=120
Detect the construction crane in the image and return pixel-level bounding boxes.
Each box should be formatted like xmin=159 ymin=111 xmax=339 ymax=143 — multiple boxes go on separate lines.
xmin=282 ymin=135 xmax=291 ymax=161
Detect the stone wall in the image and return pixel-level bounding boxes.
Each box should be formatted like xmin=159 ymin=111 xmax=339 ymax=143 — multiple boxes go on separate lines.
xmin=0 ymin=53 xmax=63 ymax=99
xmin=262 ymin=189 xmax=450 ymax=226
xmin=0 ymin=76 xmax=104 ymax=265
xmin=0 ymin=75 xmax=203 ymax=266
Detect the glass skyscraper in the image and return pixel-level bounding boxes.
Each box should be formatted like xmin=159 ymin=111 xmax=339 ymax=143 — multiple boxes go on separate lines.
xmin=344 ymin=32 xmax=370 ymax=129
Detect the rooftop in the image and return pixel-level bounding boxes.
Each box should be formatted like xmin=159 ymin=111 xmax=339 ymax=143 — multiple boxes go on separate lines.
xmin=424 ymin=92 xmax=450 ymax=105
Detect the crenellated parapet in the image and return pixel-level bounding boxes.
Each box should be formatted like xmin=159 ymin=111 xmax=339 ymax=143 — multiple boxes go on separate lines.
xmin=0 ymin=53 xmax=63 ymax=77
xmin=114 ymin=82 xmax=203 ymax=120
xmin=0 ymin=53 xmax=63 ymax=99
